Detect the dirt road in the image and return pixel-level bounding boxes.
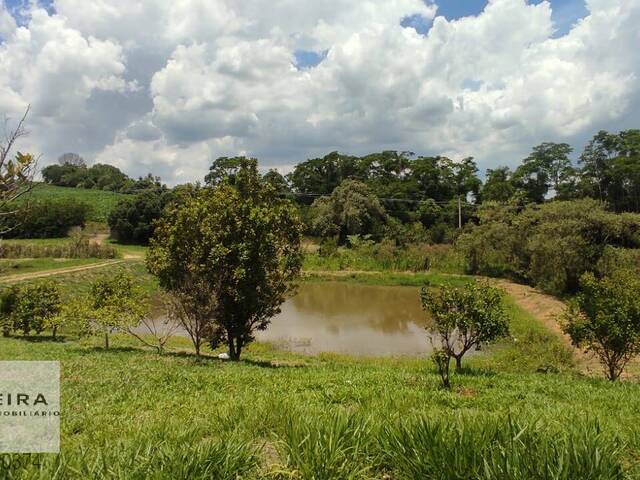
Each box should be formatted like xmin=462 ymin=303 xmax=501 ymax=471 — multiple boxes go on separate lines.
xmin=0 ymin=260 xmax=125 ymax=283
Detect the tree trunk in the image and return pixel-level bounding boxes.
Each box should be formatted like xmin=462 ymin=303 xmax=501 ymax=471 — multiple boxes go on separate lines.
xmin=455 ymin=355 xmax=463 ymax=373
xmin=52 ymin=326 xmax=57 ymax=339
xmin=194 ymin=340 xmax=201 ymax=357
xmin=104 ymin=331 xmax=109 ymax=349
xmin=228 ymin=337 xmax=242 ymax=361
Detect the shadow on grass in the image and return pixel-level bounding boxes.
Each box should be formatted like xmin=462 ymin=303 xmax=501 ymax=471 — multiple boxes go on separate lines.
xmin=241 ymin=358 xmax=308 ymax=369
xmin=10 ymin=335 xmax=69 ymax=343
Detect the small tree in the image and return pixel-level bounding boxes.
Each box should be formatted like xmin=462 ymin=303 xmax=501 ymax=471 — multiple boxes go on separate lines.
xmin=148 ymin=158 xmax=303 ymax=361
xmin=12 ymin=282 xmax=62 ymax=337
xmin=82 ymin=272 xmax=148 ymax=349
xmin=126 ymin=294 xmax=181 ymax=354
xmin=0 ymin=286 xmax=20 ymax=336
xmin=421 ymin=280 xmax=509 ymax=372
xmin=562 ymin=272 xmax=640 ymax=381
xmin=431 ymin=349 xmax=451 ymax=390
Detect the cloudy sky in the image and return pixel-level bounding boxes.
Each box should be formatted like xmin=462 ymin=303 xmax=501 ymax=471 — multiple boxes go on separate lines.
xmin=0 ymin=0 xmax=638 ymax=184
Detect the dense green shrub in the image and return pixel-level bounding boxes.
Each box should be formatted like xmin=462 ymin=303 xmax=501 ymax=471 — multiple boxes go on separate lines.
xmin=108 ymin=189 xmax=171 ymax=244
xmin=457 ymin=199 xmax=640 ymax=294
xmin=11 ymin=281 xmax=62 ymax=336
xmin=3 ymin=199 xmax=89 ymax=238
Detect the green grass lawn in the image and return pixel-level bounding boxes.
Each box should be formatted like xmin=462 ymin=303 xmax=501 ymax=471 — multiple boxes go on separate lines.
xmin=23 ymin=184 xmax=130 ymax=222
xmin=0 ymin=329 xmax=637 ymax=479
xmin=0 ymin=258 xmax=102 ymax=277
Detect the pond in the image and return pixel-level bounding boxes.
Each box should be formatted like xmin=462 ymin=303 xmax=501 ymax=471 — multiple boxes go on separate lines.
xmin=259 ymin=282 xmax=433 ymax=356
xmin=145 ymin=282 xmax=437 ymax=357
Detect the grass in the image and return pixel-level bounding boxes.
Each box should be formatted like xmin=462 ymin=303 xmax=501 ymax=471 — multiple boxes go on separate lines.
xmin=0 ymin=258 xmax=101 ymax=277
xmin=1 ymin=248 xmax=639 ymax=477
xmin=23 ymin=184 xmax=130 ymax=222
xmin=0 ymin=332 xmax=638 ymax=478
xmin=303 ymin=243 xmax=466 ymax=275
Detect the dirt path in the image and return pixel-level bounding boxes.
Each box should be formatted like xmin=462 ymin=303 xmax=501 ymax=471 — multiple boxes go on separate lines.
xmin=0 ymin=260 xmax=125 ymax=283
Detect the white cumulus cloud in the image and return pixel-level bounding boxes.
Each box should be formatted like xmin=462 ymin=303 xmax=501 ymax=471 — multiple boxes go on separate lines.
xmin=0 ymin=0 xmax=638 ymax=183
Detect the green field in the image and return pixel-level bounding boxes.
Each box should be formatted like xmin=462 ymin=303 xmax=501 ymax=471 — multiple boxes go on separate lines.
xmin=0 ymin=323 xmax=637 ymax=478
xmin=0 ymin=258 xmax=101 ymax=277
xmin=23 ymin=184 xmax=130 ymax=222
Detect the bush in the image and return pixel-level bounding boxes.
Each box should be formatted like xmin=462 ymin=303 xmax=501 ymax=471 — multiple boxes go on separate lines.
xmin=11 ymin=281 xmax=61 ymax=336
xmin=108 ymin=189 xmax=170 ymax=244
xmin=2 ymin=199 xmax=90 ymax=238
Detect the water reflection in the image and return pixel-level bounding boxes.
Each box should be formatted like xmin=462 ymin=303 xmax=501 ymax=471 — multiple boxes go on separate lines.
xmin=258 ymin=282 xmax=434 ymax=356
xmin=145 ymin=282 xmax=436 ymax=357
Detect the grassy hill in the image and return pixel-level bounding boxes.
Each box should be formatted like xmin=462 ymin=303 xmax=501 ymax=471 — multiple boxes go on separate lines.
xmin=23 ymin=183 xmax=130 ymax=222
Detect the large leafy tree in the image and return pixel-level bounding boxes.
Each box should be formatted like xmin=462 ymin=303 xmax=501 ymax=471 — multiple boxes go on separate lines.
xmin=204 ymin=156 xmax=249 ymax=186
xmin=148 ymin=158 xmax=303 ymax=360
xmin=288 ymin=151 xmax=366 ymax=198
xmin=512 ymin=142 xmax=574 ymax=202
xmin=310 ymin=180 xmax=388 ymax=243
xmin=563 ymin=272 xmax=640 ymax=381
xmin=482 ymin=167 xmax=515 ymax=202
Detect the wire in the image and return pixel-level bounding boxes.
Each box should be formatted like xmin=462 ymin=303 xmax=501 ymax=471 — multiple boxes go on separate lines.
xmin=278 ymin=191 xmax=479 ymax=206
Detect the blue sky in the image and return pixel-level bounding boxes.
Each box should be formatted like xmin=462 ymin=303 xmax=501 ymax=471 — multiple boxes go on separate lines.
xmin=418 ymin=0 xmax=588 ymax=36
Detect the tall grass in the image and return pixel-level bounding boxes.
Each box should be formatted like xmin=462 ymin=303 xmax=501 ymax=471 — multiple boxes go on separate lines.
xmin=304 ymin=242 xmax=466 ymax=274
xmin=0 ymin=428 xmax=259 ymax=480
xmin=275 ymin=411 xmax=372 ymax=479
xmin=272 ymin=412 xmax=626 ymax=479
xmin=0 ymin=234 xmax=117 ymax=259
xmin=379 ymin=415 xmax=625 ymax=480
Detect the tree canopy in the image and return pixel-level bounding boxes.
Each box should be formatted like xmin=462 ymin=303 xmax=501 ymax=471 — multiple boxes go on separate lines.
xmin=148 ymin=158 xmax=303 ymax=360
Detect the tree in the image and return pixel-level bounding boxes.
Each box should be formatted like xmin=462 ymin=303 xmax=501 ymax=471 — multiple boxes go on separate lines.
xmin=205 ymin=156 xmax=250 ymax=186
xmin=310 ymin=180 xmax=388 ymax=243
xmin=108 ymin=189 xmax=170 ymax=244
xmin=482 ymin=167 xmax=515 ymax=202
xmin=262 ymin=169 xmax=290 ymax=192
xmin=0 ymin=107 xmax=37 ymax=234
xmin=288 ymin=151 xmax=365 ymax=198
xmin=12 ymin=282 xmax=62 ymax=337
xmin=57 ymin=152 xmax=86 ymax=167
xmin=421 ymin=280 xmax=509 ymax=372
xmin=148 ymin=158 xmax=303 ymax=360
xmin=82 ymin=273 xmax=148 ymax=349
xmin=562 ymin=272 xmax=640 ymax=381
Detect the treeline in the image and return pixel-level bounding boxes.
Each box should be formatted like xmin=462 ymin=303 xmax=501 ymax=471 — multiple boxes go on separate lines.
xmin=42 ymin=152 xmax=163 ymax=194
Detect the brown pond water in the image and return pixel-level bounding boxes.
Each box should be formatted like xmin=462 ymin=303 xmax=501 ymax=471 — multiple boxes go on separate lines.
xmin=146 ymin=282 xmax=437 ymax=357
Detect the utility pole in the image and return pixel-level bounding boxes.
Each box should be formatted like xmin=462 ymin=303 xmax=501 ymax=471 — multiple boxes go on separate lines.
xmin=458 ymin=195 xmax=462 ymax=229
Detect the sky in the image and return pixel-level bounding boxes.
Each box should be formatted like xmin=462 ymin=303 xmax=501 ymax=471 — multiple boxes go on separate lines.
xmin=0 ymin=0 xmax=638 ymax=184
